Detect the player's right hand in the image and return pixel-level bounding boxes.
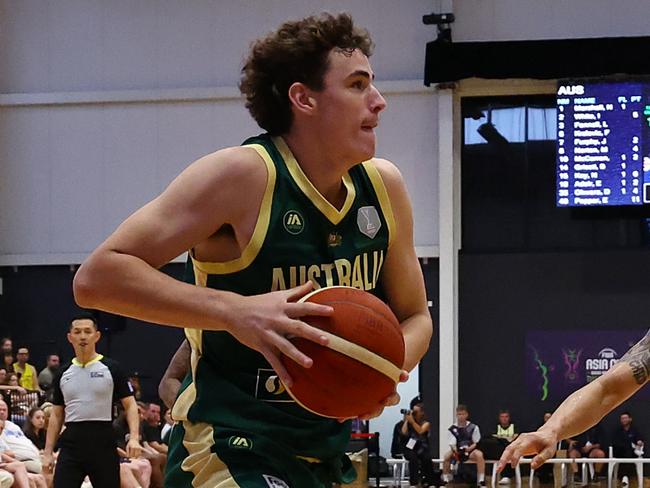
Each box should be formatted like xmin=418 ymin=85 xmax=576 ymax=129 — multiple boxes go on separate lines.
xmin=497 ymin=429 xmax=558 ymax=471
xmin=226 ymin=281 xmax=333 ymax=387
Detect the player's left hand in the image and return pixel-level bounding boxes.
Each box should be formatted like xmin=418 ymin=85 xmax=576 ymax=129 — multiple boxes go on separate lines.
xmin=341 ymin=369 xmax=408 ymax=422
xmin=126 ymin=438 xmax=142 ymax=459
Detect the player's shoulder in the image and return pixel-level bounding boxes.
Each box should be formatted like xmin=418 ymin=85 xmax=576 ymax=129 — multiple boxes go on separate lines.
xmin=366 ymin=157 xmax=410 ymax=208
xmin=192 ymin=145 xmax=270 ymax=184
xmin=367 ymin=158 xmax=406 ymax=192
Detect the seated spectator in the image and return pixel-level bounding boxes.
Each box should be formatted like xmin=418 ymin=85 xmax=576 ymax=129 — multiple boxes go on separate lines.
xmin=0 ymin=418 xmax=46 ymax=488
xmin=12 ymin=348 xmax=39 ymax=392
xmin=612 ymin=411 xmax=644 ymax=486
xmin=114 ymin=406 xmax=162 ymax=488
xmin=391 ymin=417 xmax=408 ymax=458
xmin=0 ymin=370 xmax=26 ymax=395
xmin=478 ymin=409 xmax=518 ymax=484
xmin=400 ymin=398 xmax=437 ymax=487
xmin=0 ymin=400 xmax=46 ymax=487
xmin=567 ymin=423 xmax=605 ymax=482
xmin=22 ymin=407 xmax=46 ymax=451
xmin=2 ymin=373 xmax=25 ymax=427
xmin=37 ymin=355 xmax=60 ymax=400
xmin=160 ymin=408 xmax=174 ymax=445
xmin=143 ymin=402 xmax=167 ymax=455
xmin=3 ymin=374 xmax=39 ymax=428
xmin=2 ymin=354 xmax=14 ymax=375
xmin=533 ymin=412 xmax=555 ymax=484
xmin=443 ymin=404 xmax=486 ymax=487
xmin=0 ymin=340 xmax=12 ymax=357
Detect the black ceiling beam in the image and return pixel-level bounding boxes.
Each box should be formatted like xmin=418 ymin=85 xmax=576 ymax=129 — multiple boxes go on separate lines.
xmin=424 ymin=36 xmax=650 ymax=85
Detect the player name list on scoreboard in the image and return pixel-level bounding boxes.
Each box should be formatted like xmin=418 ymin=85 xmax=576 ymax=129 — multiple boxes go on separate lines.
xmin=556 ymin=81 xmax=649 ymax=207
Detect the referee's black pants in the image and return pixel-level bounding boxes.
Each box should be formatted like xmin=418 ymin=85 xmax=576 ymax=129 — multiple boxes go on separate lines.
xmin=54 ymin=422 xmax=120 ymax=488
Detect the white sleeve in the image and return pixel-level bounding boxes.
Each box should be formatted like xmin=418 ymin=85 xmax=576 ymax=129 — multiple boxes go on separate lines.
xmin=473 ymin=425 xmax=481 ymax=443
xmin=448 ymin=430 xmax=457 ymax=448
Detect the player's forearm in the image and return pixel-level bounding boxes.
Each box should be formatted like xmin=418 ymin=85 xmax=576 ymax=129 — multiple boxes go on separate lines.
xmin=74 ymin=250 xmax=240 ymax=330
xmin=401 ymin=311 xmax=433 ymax=371
xmin=540 ymin=362 xmax=641 ymax=442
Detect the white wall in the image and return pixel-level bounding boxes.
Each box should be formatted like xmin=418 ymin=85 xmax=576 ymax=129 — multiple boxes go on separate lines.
xmin=369 ymin=367 xmax=419 ymax=460
xmin=453 ymin=0 xmax=650 ymax=41
xmin=0 ymin=0 xmax=440 ymax=264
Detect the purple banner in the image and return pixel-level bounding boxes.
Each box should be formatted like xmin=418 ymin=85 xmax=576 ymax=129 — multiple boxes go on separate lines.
xmin=526 ymin=329 xmax=650 ymax=402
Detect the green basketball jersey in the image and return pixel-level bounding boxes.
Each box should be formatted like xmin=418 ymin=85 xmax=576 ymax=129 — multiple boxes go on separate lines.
xmin=172 ymin=134 xmax=395 ymax=470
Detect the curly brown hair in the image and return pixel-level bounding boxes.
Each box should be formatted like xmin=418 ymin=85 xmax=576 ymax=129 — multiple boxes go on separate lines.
xmin=239 ymin=12 xmax=373 ymax=136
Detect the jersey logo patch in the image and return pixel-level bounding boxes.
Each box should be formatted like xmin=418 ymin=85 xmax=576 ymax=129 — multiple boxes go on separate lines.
xmin=263 ymin=474 xmax=290 ymax=488
xmin=357 ymin=206 xmax=381 ymax=239
xmin=254 ymin=369 xmax=293 ymax=403
xmin=283 ymin=210 xmax=304 ymax=235
xmin=327 ymin=231 xmax=342 ymax=247
xmin=228 ymin=436 xmax=253 ymax=450
xmin=90 ymin=371 xmax=105 ymax=378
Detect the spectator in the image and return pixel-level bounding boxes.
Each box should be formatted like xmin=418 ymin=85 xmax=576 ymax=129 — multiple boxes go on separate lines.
xmin=0 ymin=419 xmax=29 ymax=488
xmin=13 ymin=348 xmax=39 ymax=392
xmin=0 ymin=399 xmax=46 ymax=483
xmin=22 ymin=407 xmax=46 ymax=451
xmin=37 ymin=355 xmax=60 ymax=396
xmin=143 ymin=402 xmax=167 ymax=455
xmin=2 ymin=373 xmax=29 ymax=426
xmin=401 ymin=398 xmax=436 ymax=487
xmin=391 ymin=417 xmax=408 ymax=458
xmin=137 ymin=402 xmax=165 ymax=487
xmin=160 ymin=408 xmax=173 ymax=445
xmin=568 ymin=423 xmax=606 ymax=482
xmin=443 ymin=404 xmax=486 ymax=487
xmin=533 ymin=412 xmax=555 ymax=484
xmin=2 ymin=354 xmax=14 ymax=374
xmin=0 ymin=370 xmax=26 ymax=395
xmin=0 ymin=339 xmax=12 ymax=357
xmin=612 ymin=411 xmax=644 ymax=486
xmin=479 ymin=410 xmax=518 ymax=484
xmin=114 ymin=406 xmax=161 ymax=488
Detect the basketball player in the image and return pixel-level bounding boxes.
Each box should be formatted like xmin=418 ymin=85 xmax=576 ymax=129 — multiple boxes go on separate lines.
xmin=498 ymin=330 xmax=649 ymax=471
xmin=74 ymin=12 xmax=432 ymax=487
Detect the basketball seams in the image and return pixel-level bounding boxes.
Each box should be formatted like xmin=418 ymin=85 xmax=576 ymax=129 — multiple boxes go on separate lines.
xmin=314 ymin=300 xmax=404 ymax=364
xmin=286 ymin=286 xmax=405 ymax=417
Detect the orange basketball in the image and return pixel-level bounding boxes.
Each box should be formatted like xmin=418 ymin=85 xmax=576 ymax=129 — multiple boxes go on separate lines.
xmin=280 ymin=286 xmax=405 ymax=418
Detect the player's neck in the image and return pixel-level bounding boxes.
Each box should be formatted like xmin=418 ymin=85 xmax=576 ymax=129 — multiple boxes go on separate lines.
xmin=282 ymin=131 xmax=349 ymax=209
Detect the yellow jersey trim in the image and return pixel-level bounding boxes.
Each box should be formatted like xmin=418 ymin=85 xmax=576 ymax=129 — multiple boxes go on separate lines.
xmin=272 ymin=136 xmax=356 ymax=225
xmin=180 ymin=420 xmax=235 ymax=487
xmin=172 ymin=268 xmax=206 ymax=421
xmin=72 ymin=354 xmax=104 ymax=368
xmin=191 ymin=144 xmax=276 ymax=275
xmin=362 ymin=161 xmax=396 ymax=249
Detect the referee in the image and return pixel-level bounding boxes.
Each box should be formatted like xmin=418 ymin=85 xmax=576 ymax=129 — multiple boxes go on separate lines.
xmin=43 ymin=313 xmax=141 ymax=488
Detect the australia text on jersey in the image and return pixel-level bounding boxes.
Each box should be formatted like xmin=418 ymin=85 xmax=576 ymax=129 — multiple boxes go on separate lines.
xmin=270 ymin=250 xmax=384 ymax=291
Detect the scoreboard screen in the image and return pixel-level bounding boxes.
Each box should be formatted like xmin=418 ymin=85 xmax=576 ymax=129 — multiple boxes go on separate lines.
xmin=556 ymin=79 xmax=650 ymax=207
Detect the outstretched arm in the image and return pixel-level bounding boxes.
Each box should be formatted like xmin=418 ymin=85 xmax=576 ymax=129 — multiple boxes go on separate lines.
xmin=499 ymin=331 xmax=650 ymax=470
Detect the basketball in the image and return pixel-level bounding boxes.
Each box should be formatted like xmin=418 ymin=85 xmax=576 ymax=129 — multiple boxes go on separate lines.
xmin=280 ymin=286 xmax=405 ymax=418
